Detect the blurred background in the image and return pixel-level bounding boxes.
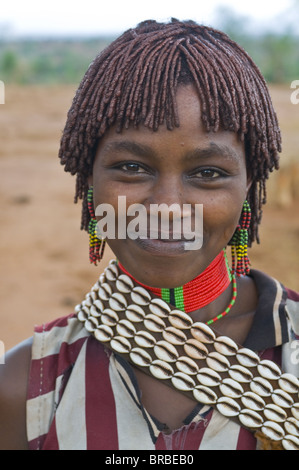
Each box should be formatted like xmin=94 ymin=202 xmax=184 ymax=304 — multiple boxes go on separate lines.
xmin=0 ymin=0 xmax=299 ymax=349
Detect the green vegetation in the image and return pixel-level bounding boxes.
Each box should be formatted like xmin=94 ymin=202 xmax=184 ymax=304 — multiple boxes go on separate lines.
xmin=0 ymin=37 xmax=114 ymax=85
xmin=0 ymin=7 xmax=298 ymax=85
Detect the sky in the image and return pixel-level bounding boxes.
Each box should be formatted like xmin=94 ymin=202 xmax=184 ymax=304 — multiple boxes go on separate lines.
xmin=0 ymin=0 xmax=298 ymax=37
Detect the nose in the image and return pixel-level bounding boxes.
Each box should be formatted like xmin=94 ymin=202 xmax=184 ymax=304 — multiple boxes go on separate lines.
xmin=146 ymin=174 xmax=185 ymax=208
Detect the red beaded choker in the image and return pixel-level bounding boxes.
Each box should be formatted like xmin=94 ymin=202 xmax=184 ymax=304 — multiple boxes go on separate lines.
xmin=118 ymin=250 xmax=236 ymax=322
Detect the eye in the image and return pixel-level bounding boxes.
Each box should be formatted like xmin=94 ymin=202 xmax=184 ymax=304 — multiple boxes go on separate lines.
xmin=119 ymin=162 xmax=147 ymax=173
xmin=194 ymin=168 xmax=222 ymax=179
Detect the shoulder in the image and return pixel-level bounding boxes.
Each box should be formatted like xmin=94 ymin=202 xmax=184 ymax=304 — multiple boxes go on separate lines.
xmin=0 ymin=337 xmax=33 ymax=450
xmin=285 ymin=287 xmax=299 ymax=336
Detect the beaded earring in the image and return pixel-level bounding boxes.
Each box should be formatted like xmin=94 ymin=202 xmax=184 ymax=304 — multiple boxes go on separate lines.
xmin=87 ymin=186 xmax=106 ymax=265
xmin=230 ymin=200 xmax=251 ymax=276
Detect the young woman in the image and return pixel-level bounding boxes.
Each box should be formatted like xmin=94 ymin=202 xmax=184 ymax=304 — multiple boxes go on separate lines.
xmin=0 ymin=19 xmax=298 ymax=450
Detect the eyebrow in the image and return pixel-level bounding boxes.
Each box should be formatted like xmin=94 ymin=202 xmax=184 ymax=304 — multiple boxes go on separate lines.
xmin=101 ymin=140 xmax=240 ymax=162
xmin=101 ymin=141 xmax=155 ymax=159
xmin=185 ymin=142 xmax=241 ymax=163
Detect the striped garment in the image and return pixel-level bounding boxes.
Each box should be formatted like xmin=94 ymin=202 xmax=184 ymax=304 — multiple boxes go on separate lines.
xmin=26 ymin=269 xmax=299 ymax=450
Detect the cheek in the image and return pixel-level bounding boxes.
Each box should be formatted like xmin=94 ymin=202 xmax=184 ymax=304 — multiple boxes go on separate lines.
xmin=202 ymin=193 xmax=244 ymax=242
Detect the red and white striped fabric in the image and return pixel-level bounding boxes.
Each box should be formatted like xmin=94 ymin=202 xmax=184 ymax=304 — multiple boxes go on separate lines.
xmin=26 ymin=269 xmax=299 ymax=450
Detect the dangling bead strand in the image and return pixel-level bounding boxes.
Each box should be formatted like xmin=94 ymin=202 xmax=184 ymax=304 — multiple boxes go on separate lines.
xmin=206 ymin=274 xmax=237 ymax=325
xmin=231 ymin=200 xmax=251 ymax=276
xmin=87 ymin=187 xmax=106 ymax=265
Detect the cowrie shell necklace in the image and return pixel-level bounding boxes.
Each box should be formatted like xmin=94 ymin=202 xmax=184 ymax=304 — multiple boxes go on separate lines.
xmin=75 ymin=260 xmax=299 ymax=450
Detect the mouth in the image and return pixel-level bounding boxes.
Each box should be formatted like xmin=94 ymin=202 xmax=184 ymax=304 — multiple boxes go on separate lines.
xmin=132 ymin=236 xmax=192 ymax=256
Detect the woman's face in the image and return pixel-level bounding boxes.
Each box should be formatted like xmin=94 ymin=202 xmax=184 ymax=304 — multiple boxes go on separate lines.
xmin=91 ymin=85 xmax=250 ymax=287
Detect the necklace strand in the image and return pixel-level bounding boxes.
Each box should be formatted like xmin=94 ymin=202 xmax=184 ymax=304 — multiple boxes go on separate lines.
xmin=118 ymin=250 xmax=237 ymax=325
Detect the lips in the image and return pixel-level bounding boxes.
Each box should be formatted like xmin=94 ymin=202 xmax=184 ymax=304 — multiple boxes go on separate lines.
xmin=132 ymin=236 xmax=189 ymax=256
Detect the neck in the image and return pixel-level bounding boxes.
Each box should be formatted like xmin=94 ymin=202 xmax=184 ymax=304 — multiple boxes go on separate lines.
xmin=118 ymin=250 xmax=232 ymax=313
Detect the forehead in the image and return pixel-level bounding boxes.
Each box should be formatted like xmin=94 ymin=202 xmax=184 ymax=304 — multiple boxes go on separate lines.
xmin=96 ymin=85 xmax=245 ymax=163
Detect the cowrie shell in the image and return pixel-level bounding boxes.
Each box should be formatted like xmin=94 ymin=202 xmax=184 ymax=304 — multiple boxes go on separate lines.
xmin=190 ymin=322 xmax=216 ymax=344
xmin=282 ymin=434 xmax=299 ymax=450
xmin=241 ymin=391 xmax=265 ymax=411
xmin=116 ymin=319 xmax=136 ymax=338
xmin=171 ymin=372 xmax=195 ymax=391
xmin=110 ymin=336 xmax=132 ymax=354
xmin=150 ymin=360 xmax=174 ymax=380
xmin=129 ymin=347 xmax=152 ymax=367
xmin=109 ymin=292 xmax=127 ymax=311
xmin=135 ymin=330 xmax=156 ymax=348
xmin=83 ymin=297 xmax=92 ymax=307
xmin=176 ymin=356 xmax=199 ymax=375
xmin=250 ymin=377 xmax=273 ymax=397
xmin=116 ymin=274 xmax=134 ymax=293
xmin=196 ymin=367 xmax=221 ymax=387
xmin=154 ymin=340 xmax=179 ymax=363
xmin=206 ymin=352 xmax=230 ymax=372
xmin=236 ymin=348 xmax=260 ymax=367
xmin=278 ymin=373 xmax=299 ymax=395
xmin=162 ymin=327 xmax=187 ymax=345
xmin=90 ymin=304 xmax=103 ymax=318
xmin=131 ymin=286 xmax=152 ymax=305
xmin=228 ymin=365 xmax=253 ymax=383
xmin=94 ymin=324 xmax=114 ymax=342
xmin=291 ymin=403 xmax=299 ymax=420
xmin=261 ymin=421 xmax=285 ymax=441
xmin=98 ymin=282 xmax=113 ymax=300
xmin=84 ymin=317 xmax=99 ymax=332
xmin=94 ymin=299 xmax=105 ymax=313
xmin=144 ymin=314 xmax=166 ymax=332
xmin=216 ymin=397 xmax=241 ymax=417
xmin=272 ymin=389 xmax=294 ymax=408
xmin=77 ymin=309 xmax=88 ymax=322
xmin=263 ymin=404 xmax=287 ymax=423
xmin=101 ymin=309 xmax=119 ymax=327
xmin=125 ymin=304 xmax=146 ymax=323
xmin=193 ymin=385 xmax=217 ymax=405
xmin=214 ymin=336 xmax=238 ymax=356
xmin=81 ymin=305 xmax=90 ymax=316
xmin=219 ymin=378 xmax=244 ymax=398
xmin=90 ymin=291 xmax=97 ymax=302
xmin=91 ymin=280 xmax=101 ymax=291
xmin=184 ymin=339 xmax=208 ymax=360
xmin=74 ymin=304 xmax=81 ymax=314
xmin=284 ymin=417 xmax=299 ymax=437
xmin=149 ymin=298 xmax=171 ymax=318
xmin=168 ymin=310 xmax=193 ymax=330
xmin=105 ymin=263 xmax=119 ymax=281
xmin=257 ymin=359 xmax=281 ymax=380
xmin=239 ymin=409 xmax=263 ymax=428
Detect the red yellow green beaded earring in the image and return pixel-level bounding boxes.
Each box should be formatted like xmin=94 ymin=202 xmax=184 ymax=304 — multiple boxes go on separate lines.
xmin=230 ymin=200 xmax=251 ymax=276
xmin=87 ymin=186 xmax=106 ymax=265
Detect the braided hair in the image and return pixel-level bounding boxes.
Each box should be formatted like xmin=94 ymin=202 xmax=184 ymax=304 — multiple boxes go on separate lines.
xmin=59 ymin=19 xmax=281 ymax=246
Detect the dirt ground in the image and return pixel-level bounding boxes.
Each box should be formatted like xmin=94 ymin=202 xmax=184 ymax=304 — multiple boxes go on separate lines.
xmin=0 ymin=84 xmax=298 ymax=351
